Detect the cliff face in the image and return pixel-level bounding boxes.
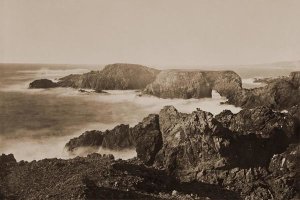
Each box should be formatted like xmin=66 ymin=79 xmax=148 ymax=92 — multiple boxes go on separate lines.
xmin=57 ymin=63 xmax=160 ymax=90
xmin=144 ymin=70 xmax=242 ymax=99
xmin=143 ymin=70 xmax=212 ymax=98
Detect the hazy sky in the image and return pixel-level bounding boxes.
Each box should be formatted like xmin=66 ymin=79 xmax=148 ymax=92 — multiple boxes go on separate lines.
xmin=1 ymin=0 xmax=300 ymax=66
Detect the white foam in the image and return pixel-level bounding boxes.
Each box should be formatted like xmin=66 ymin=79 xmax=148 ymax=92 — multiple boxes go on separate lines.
xmin=242 ymin=78 xmax=266 ymax=89
xmin=1 ymin=68 xmax=242 ymax=161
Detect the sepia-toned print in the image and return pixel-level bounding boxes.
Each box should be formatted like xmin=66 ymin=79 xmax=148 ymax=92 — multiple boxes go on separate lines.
xmin=0 ymin=1 xmax=299 ymax=199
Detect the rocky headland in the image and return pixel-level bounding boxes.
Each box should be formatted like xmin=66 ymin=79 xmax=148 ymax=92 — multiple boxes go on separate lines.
xmin=29 ymin=63 xmax=299 ymax=111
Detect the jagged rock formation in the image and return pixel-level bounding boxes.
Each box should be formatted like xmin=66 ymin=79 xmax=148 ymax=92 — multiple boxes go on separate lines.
xmin=0 ymin=153 xmax=243 ymax=200
xmin=215 ymin=106 xmax=298 ymax=139
xmin=58 ymin=63 xmax=160 ymax=90
xmin=144 ymin=70 xmax=242 ymax=99
xmin=142 ymin=70 xmax=300 ymax=110
xmin=64 ymin=106 xmax=299 ymax=199
xmin=66 ymin=114 xmax=162 ymax=165
xmin=28 ymin=63 xmax=299 ymax=111
xmin=29 ymin=79 xmax=58 ymax=88
xmin=227 ymin=72 xmax=300 ymax=109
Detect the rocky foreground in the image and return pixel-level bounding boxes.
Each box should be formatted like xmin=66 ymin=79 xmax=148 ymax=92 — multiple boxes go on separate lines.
xmin=63 ymin=105 xmax=300 ymax=200
xmin=29 ymin=63 xmax=160 ymax=92
xmin=1 ymin=105 xmax=299 ymax=199
xmin=21 ymin=64 xmax=300 ymax=199
xmin=1 ymin=109 xmax=299 ymax=199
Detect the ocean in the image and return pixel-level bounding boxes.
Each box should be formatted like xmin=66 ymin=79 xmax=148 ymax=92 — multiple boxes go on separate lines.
xmin=0 ymin=64 xmax=298 ymax=161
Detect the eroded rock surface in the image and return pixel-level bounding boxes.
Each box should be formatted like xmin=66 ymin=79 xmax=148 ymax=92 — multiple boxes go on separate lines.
xmin=64 ymin=105 xmax=299 ymax=199
xmin=144 ymin=70 xmax=242 ymax=99
xmin=0 ymin=153 xmax=243 ymax=200
xmin=66 ymin=114 xmax=162 ymax=165
xmin=227 ymin=72 xmax=300 ymax=109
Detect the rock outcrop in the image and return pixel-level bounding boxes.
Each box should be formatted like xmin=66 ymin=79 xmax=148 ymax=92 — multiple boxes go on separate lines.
xmin=58 ymin=63 xmax=160 ymax=90
xmin=66 ymin=114 xmax=162 ymax=165
xmin=0 ymin=153 xmax=245 ymax=200
xmin=29 ymin=79 xmax=58 ymax=88
xmin=215 ymin=106 xmax=298 ymax=139
xmin=227 ymin=72 xmax=300 ymax=109
xmin=144 ymin=70 xmax=242 ymax=99
xmin=29 ymin=63 xmax=160 ymax=90
xmin=143 ymin=70 xmax=212 ymax=98
xmin=64 ymin=105 xmax=299 ymax=199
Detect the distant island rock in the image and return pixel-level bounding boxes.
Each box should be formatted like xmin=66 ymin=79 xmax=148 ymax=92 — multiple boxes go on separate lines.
xmin=29 ymin=79 xmax=58 ymax=89
xmin=144 ymin=70 xmax=242 ymax=99
xmin=57 ymin=63 xmax=160 ymax=90
xmin=28 ymin=64 xmax=299 ymax=110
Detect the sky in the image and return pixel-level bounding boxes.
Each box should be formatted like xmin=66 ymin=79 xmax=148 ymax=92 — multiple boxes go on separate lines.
xmin=1 ymin=0 xmax=300 ymax=67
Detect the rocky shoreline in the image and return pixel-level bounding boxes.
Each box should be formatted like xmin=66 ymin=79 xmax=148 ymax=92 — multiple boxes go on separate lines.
xmin=1 ymin=104 xmax=299 ymax=199
xmin=3 ymin=63 xmax=298 ymax=199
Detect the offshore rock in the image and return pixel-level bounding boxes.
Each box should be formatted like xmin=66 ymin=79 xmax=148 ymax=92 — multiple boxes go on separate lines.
xmin=29 ymin=79 xmax=58 ymax=88
xmin=144 ymin=70 xmax=212 ymax=98
xmin=144 ymin=70 xmax=242 ymax=99
xmin=58 ymin=63 xmax=160 ymax=90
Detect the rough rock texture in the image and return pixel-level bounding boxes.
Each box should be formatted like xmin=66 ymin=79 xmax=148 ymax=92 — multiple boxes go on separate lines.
xmin=66 ymin=114 xmax=162 ymax=165
xmin=202 ymin=71 xmax=242 ymax=99
xmin=215 ymin=106 xmax=298 ymax=139
xmin=29 ymin=79 xmax=58 ymax=88
xmin=0 ymin=153 xmax=243 ymax=200
xmin=153 ymin=106 xmax=235 ymax=175
xmin=227 ymin=72 xmax=300 ymax=109
xmin=57 ymin=63 xmax=160 ymax=90
xmin=144 ymin=70 xmax=242 ymax=99
xmin=65 ymin=105 xmax=299 ymax=199
xmin=144 ymin=70 xmax=212 ymax=98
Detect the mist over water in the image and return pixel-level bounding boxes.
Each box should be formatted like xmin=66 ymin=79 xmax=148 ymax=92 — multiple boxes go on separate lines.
xmin=0 ymin=64 xmax=295 ymax=161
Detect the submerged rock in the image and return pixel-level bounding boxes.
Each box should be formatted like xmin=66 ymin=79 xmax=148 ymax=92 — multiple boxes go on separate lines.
xmin=29 ymin=79 xmax=58 ymax=88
